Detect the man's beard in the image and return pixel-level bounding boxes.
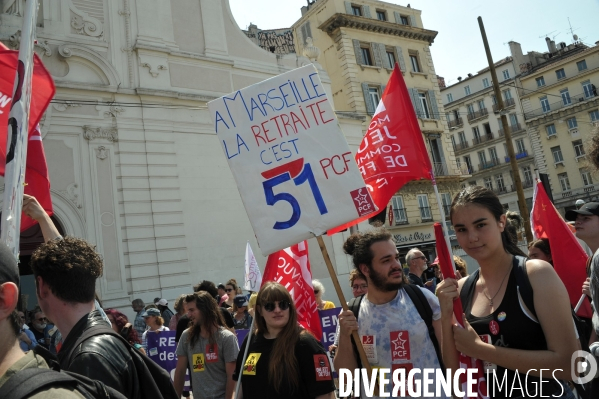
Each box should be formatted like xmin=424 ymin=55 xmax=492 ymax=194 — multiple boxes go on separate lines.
xmin=369 ymin=266 xmax=404 ymax=292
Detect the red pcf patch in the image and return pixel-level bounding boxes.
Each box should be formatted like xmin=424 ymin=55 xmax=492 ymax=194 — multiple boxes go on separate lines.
xmin=390 ymin=330 xmax=410 ymax=361
xmin=350 ymin=187 xmax=375 ymax=216
xmin=313 ymin=354 xmax=332 ymax=381
xmin=205 ymin=344 xmax=219 ymax=363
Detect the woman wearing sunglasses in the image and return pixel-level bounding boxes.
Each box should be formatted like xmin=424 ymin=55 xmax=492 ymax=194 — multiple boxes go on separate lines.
xmin=233 ymin=282 xmax=335 ymax=399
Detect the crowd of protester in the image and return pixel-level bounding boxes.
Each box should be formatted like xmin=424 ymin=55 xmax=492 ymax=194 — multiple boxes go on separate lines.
xmin=1 ymin=131 xmax=599 ymax=398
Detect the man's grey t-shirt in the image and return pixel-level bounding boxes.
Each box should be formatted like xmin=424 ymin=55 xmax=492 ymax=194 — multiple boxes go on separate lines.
xmin=176 ymin=327 xmax=239 ymax=399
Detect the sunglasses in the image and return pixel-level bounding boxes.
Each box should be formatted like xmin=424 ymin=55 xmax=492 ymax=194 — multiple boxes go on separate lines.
xmin=36 ymin=317 xmax=48 ymax=322
xmin=263 ymin=301 xmax=291 ymax=312
xmin=414 ymin=256 xmax=427 ymax=261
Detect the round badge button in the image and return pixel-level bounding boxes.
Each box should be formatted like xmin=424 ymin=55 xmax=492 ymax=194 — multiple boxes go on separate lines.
xmin=497 ymin=312 xmax=506 ymax=322
xmin=489 ymin=320 xmax=500 ymax=335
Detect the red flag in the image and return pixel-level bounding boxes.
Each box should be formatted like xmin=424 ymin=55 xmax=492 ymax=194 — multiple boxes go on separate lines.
xmin=530 ymin=182 xmax=592 ymax=318
xmin=261 ymin=240 xmax=322 ymax=338
xmin=328 ymin=63 xmax=432 ymax=234
xmin=0 ymin=49 xmax=55 ymax=231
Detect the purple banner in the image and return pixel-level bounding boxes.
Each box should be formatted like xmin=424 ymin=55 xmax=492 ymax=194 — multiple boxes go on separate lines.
xmin=319 ymin=307 xmax=341 ymax=378
xmin=236 ymin=329 xmax=249 ymax=347
xmin=146 ymin=330 xmax=189 ymax=391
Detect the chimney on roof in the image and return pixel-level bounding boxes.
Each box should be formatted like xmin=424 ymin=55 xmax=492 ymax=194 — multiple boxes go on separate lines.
xmin=457 ymin=76 xmax=462 ymax=81
xmin=467 ymin=73 xmax=473 ymax=77
xmin=437 ymin=76 xmax=446 ymax=88
xmin=545 ymin=37 xmax=558 ymax=53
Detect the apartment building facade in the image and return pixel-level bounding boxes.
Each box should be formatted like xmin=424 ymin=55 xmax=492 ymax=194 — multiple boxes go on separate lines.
xmin=441 ymin=52 xmax=536 ymax=213
xmin=518 ymin=41 xmax=599 ymax=213
xmin=292 ymin=0 xmax=463 ymax=261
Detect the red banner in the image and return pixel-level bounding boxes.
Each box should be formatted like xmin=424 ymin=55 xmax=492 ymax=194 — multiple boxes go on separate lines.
xmin=0 ymin=45 xmax=55 ymax=231
xmin=329 ymin=63 xmax=432 ymax=234
xmin=261 ymin=240 xmax=322 ymax=338
xmin=530 ymin=182 xmax=592 ymax=318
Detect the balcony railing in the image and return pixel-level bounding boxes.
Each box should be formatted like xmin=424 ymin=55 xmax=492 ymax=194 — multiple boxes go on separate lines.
xmin=393 ymin=208 xmax=409 ymax=225
xmin=467 ymin=108 xmax=489 ymax=121
xmin=473 ymin=133 xmax=494 ymax=145
xmin=522 ymin=179 xmax=535 ymax=189
xmin=432 ymin=162 xmax=449 ymax=176
xmin=448 ymin=117 xmax=463 ymax=128
xmin=505 ymin=150 xmax=529 ymax=162
xmin=524 ymin=92 xmax=596 ymax=120
xmin=419 ymin=207 xmax=433 ymax=222
xmin=478 ymin=159 xmax=499 ymax=170
xmin=454 ymin=141 xmax=470 ymax=151
xmin=492 ymin=97 xmax=516 ymax=113
xmin=494 ymin=185 xmax=510 ymax=195
xmin=498 ymin=123 xmax=523 ymax=137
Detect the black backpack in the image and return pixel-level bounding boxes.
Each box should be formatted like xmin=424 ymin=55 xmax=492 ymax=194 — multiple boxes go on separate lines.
xmin=460 ymin=255 xmax=591 ymax=399
xmin=348 ymin=284 xmax=444 ymax=369
xmin=0 ymin=350 xmax=126 ymax=399
xmin=64 ymin=324 xmax=179 ymax=399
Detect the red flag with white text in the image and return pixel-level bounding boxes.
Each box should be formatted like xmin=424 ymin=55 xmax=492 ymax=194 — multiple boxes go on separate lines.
xmin=329 ymin=63 xmax=432 ymax=234
xmin=530 ymin=181 xmax=592 ymax=318
xmin=0 ymin=44 xmax=55 ymax=231
xmin=261 ymin=240 xmax=322 ymax=338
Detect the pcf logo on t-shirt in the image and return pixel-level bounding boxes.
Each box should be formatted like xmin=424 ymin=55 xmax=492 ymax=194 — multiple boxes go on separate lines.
xmin=390 ymin=330 xmax=411 ymax=361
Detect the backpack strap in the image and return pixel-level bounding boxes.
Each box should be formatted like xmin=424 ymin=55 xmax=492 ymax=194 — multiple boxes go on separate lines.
xmin=0 ymin=368 xmax=83 ymax=399
xmin=347 ymin=295 xmax=363 ymax=368
xmin=513 ymin=255 xmax=536 ymax=318
xmin=403 ymin=284 xmax=445 ymax=369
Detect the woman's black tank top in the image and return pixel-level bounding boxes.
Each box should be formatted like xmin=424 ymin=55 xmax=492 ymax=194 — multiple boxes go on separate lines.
xmin=462 ymin=263 xmax=562 ymax=398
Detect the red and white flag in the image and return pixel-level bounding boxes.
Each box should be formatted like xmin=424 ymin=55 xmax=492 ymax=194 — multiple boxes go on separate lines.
xmin=0 ymin=37 xmax=55 ymax=234
xmin=329 ymin=63 xmax=432 ymax=234
xmin=261 ymin=240 xmax=322 ymax=338
xmin=530 ymin=181 xmax=592 ymax=318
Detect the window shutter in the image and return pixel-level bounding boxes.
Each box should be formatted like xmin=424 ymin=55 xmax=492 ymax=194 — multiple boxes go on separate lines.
xmin=378 ymin=43 xmax=390 ymax=69
xmin=395 ymin=46 xmax=406 ymax=72
xmin=409 ymin=88 xmax=423 ymax=118
xmin=353 ymin=39 xmax=364 ymax=65
xmin=394 ymin=11 xmax=402 ymax=24
xmin=344 ymin=1 xmax=353 ymax=14
xmin=409 ymin=15 xmax=417 ymax=27
xmin=372 ymin=43 xmax=382 ymax=67
xmin=363 ymin=5 xmax=372 ymax=18
xmin=362 ymin=83 xmax=375 ymax=115
xmin=428 ymin=90 xmax=440 ymax=119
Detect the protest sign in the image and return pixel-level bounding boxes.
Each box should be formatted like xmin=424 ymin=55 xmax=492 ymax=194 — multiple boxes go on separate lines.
xmin=318 ymin=307 xmax=340 ymax=349
xmin=236 ymin=329 xmax=249 ymax=347
xmin=146 ymin=331 xmax=189 ymax=391
xmin=209 ymin=65 xmax=373 ymax=255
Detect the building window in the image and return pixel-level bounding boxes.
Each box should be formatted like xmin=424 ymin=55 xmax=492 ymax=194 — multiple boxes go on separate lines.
xmin=386 ymin=50 xmax=396 ymax=68
xmin=515 ymin=138 xmax=525 ymax=154
xmin=496 ymin=174 xmax=506 ymax=192
xmin=558 ymin=173 xmax=571 ymax=191
xmin=482 ymin=78 xmax=490 ymax=88
xmin=577 ymin=60 xmax=587 ymax=71
xmin=410 ymin=54 xmax=421 ymax=72
xmin=484 ymin=177 xmax=493 ymax=190
xmin=560 ymin=88 xmax=571 ymax=106
xmin=419 ymin=92 xmax=431 ymax=119
xmin=467 ymin=104 xmax=475 ymax=117
xmin=450 ymin=135 xmax=456 ymax=150
xmin=361 ymin=46 xmax=373 ymax=66
xmin=582 ymin=80 xmax=596 ymax=98
xmin=464 ymin=85 xmax=471 ymax=95
xmin=472 ymin=126 xmax=481 ymax=141
xmin=509 ymin=113 xmax=518 ymax=127
xmin=567 ymin=117 xmax=578 ymax=130
xmin=536 ymin=76 xmax=545 ymax=87
xmin=540 ymin=96 xmax=550 ymax=113
xmin=441 ymin=193 xmax=452 ymax=219
xmin=376 ymin=10 xmax=387 ymax=21
xmin=523 ymin=165 xmax=533 ymax=185
xmin=392 ymin=196 xmax=407 ymax=224
xmin=502 ymin=89 xmax=512 ymax=100
xmin=551 ymin=146 xmax=564 ymax=164
xmin=468 ymin=180 xmax=477 ymax=186
xmin=458 ymin=131 xmax=467 ymax=144
xmin=502 ymin=70 xmax=510 ymax=80
xmin=573 ymin=140 xmax=585 ymax=158
xmin=590 ymin=109 xmax=599 ymax=122
xmin=546 ymin=124 xmax=557 ymax=137
xmin=368 ymin=87 xmax=381 ymax=108
xmin=491 ymin=94 xmax=497 ymax=105
xmin=351 ymin=5 xmax=362 ymax=16
xmin=581 ymin=169 xmax=593 ymax=186
xmin=417 ymin=194 xmax=432 ymax=221
xmin=556 ymin=68 xmax=566 ymax=79
xmin=446 ymin=93 xmax=453 ymax=103
xmin=464 ymin=155 xmax=473 ymax=173
xmin=478 ymin=150 xmax=488 ymax=168
xmin=400 ymin=15 xmax=409 ymax=25
xmin=489 ymin=147 xmax=499 ymax=163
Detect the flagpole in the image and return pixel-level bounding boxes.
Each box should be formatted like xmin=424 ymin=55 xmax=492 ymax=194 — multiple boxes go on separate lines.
xmin=0 ymin=0 xmax=38 ymax=259
xmin=234 ymin=316 xmax=256 ymax=399
xmin=316 ymin=235 xmax=379 ymax=393
xmin=430 ymin=173 xmax=457 ymax=273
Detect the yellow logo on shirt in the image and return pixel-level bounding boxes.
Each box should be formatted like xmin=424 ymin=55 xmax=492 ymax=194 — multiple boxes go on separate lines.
xmin=192 ymin=353 xmax=205 ymax=372
xmin=243 ymin=353 xmax=261 ymax=375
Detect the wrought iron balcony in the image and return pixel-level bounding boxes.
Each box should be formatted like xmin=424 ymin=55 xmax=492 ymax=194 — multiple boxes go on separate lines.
xmin=524 ymin=92 xmax=596 ymax=120
xmin=492 ymin=98 xmax=515 ymax=113
xmin=466 ymin=108 xmax=489 ymax=121
xmin=419 ymin=207 xmax=433 ymax=222
xmin=448 ymin=117 xmax=463 ymax=128
xmin=473 ymin=133 xmax=494 ymax=145
xmin=454 ymin=141 xmax=470 ymax=151
xmin=505 ymin=150 xmax=528 ymax=162
xmin=478 ymin=160 xmax=499 ymax=170
xmin=498 ymin=123 xmax=523 ymax=137
xmin=393 ymin=208 xmax=409 ymax=225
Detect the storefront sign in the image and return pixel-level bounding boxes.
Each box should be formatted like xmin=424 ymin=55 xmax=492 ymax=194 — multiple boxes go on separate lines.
xmin=393 ymin=231 xmax=432 ymax=244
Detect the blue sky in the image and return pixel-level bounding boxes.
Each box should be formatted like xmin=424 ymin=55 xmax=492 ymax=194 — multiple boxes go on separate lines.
xmin=229 ymin=0 xmax=599 ymax=85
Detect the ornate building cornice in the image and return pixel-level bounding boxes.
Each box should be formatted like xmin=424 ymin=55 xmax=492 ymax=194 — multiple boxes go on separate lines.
xmin=318 ymin=14 xmax=438 ymax=44
xmin=82 ymin=126 xmax=118 ymax=142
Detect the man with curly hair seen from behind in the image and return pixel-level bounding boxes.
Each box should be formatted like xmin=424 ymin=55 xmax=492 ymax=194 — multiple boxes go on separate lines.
xmin=25 ymin=194 xmax=139 ymax=398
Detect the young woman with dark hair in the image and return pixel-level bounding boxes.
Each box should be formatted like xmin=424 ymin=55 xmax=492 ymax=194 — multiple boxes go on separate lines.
xmin=233 ymin=282 xmax=335 ymax=399
xmin=436 ymin=186 xmax=578 ymax=399
xmin=105 ymin=308 xmax=145 ymax=355
xmin=528 ymin=238 xmax=552 ymax=264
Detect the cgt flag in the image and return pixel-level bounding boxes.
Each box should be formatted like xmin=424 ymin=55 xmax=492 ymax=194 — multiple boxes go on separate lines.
xmin=329 ymin=63 xmax=432 ymax=234
xmin=261 ymin=240 xmax=322 ymax=339
xmin=530 ymin=181 xmax=592 ymax=318
xmin=0 ymin=43 xmax=55 ymax=232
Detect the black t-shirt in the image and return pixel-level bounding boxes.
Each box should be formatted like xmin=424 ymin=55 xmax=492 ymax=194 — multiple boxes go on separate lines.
xmin=233 ymin=332 xmax=335 ymax=399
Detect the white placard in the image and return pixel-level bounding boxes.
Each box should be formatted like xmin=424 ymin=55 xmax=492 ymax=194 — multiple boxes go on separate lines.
xmin=209 ymin=65 xmax=374 ymax=255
